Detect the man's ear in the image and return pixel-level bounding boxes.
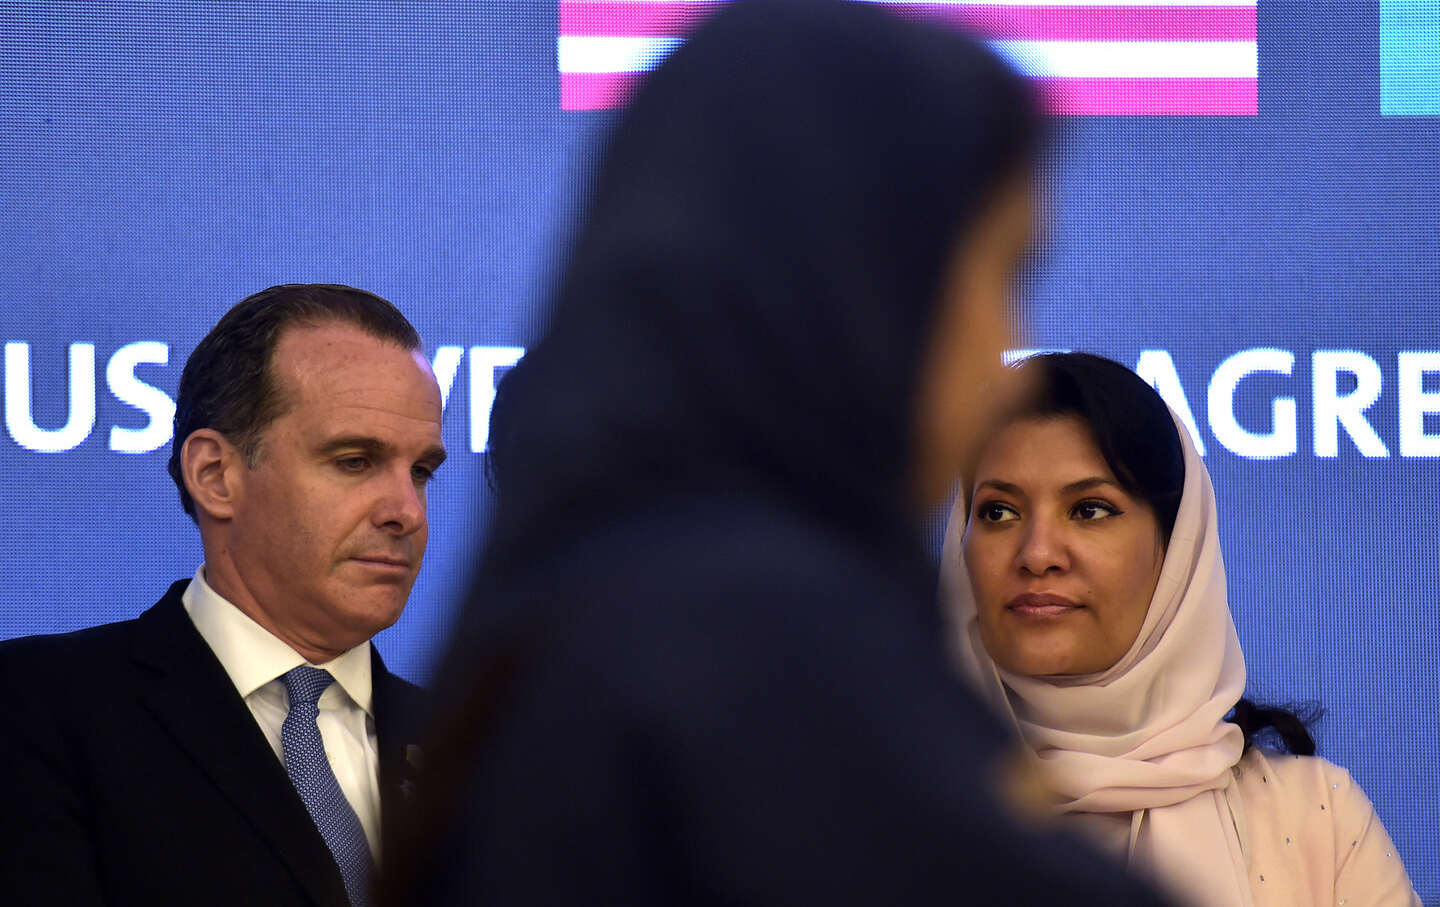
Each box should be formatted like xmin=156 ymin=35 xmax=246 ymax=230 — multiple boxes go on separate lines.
xmin=181 ymin=429 xmax=245 ymax=521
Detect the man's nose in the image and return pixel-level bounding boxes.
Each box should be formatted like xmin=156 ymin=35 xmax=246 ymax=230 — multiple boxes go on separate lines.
xmin=373 ymin=467 xmax=426 ymax=536
xmin=1015 ymin=519 xmax=1068 ymax=576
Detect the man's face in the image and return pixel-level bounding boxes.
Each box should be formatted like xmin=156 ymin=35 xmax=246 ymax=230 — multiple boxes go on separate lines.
xmin=225 ymin=321 xmax=445 ymax=660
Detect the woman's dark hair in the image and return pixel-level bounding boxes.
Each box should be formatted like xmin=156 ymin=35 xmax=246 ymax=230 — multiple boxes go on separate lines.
xmin=1228 ymin=699 xmax=1320 ymax=756
xmin=1005 ymin=352 xmax=1185 ymax=544
xmin=1008 ymin=352 xmax=1317 ymax=755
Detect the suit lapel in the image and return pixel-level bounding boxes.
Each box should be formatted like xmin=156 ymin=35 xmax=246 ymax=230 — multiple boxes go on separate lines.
xmin=371 ymin=647 xmax=424 ymax=850
xmin=131 ymin=581 xmax=350 ymax=907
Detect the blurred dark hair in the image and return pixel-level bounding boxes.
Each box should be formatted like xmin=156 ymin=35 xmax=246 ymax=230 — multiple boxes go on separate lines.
xmin=483 ymin=360 xmax=517 ymax=500
xmin=389 ymin=3 xmax=1047 ymax=899
xmin=485 ymin=1 xmax=1045 ymax=570
xmin=1003 ymin=352 xmax=1316 ymax=755
xmin=167 ymin=283 xmax=421 ymax=520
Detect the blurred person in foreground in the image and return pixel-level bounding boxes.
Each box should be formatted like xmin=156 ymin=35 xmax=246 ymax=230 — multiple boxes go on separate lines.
xmin=389 ymin=1 xmax=1170 ymax=903
xmin=941 ymin=352 xmax=1420 ymax=906
xmin=0 ymin=284 xmax=442 ymax=906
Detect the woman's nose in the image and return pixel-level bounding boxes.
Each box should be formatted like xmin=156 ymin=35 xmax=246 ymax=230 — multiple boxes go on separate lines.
xmin=1015 ymin=519 xmax=1069 ymax=576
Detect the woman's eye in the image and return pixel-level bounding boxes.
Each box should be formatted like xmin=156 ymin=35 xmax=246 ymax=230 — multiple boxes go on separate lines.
xmin=1073 ymin=500 xmax=1118 ymax=521
xmin=978 ymin=502 xmax=1019 ymax=523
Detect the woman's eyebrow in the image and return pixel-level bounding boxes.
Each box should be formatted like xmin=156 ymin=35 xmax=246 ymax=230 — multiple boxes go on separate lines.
xmin=974 ymin=479 xmax=1023 ymax=496
xmin=1059 ymin=476 xmax=1118 ymax=494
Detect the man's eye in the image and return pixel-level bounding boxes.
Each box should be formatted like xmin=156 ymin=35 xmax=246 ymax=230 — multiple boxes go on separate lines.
xmin=337 ymin=456 xmax=369 ymax=472
xmin=1073 ymin=500 xmax=1118 ymax=521
xmin=412 ymin=465 xmax=435 ymax=484
xmin=978 ymin=502 xmax=1018 ymax=523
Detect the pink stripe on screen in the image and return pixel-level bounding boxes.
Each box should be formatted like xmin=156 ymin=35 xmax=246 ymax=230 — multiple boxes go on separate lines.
xmin=562 ymin=71 xmax=647 ymax=110
xmin=560 ymin=1 xmax=726 ymax=36
xmin=564 ymin=71 xmax=1257 ymax=114
xmin=559 ymin=1 xmax=1254 ymax=42
xmin=1035 ymin=76 xmax=1256 ymax=114
xmin=879 ymin=4 xmax=1254 ymax=42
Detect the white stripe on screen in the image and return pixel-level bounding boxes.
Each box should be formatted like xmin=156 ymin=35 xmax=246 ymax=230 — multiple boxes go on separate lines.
xmin=558 ymin=35 xmax=1255 ymax=79
xmin=989 ymin=39 xmax=1255 ymax=77
xmin=558 ymin=36 xmax=686 ymax=74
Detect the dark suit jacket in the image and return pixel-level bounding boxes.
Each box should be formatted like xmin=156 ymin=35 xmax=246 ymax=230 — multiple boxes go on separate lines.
xmin=0 ymin=579 xmax=424 ymax=906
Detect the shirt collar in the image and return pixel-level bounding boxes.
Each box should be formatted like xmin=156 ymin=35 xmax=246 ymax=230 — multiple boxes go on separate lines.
xmin=181 ymin=565 xmax=374 ymax=717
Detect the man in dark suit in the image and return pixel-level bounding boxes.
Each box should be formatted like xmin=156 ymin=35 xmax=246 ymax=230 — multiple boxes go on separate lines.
xmin=0 ymin=284 xmax=446 ymax=906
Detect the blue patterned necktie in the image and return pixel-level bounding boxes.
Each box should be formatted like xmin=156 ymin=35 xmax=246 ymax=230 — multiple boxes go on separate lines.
xmin=280 ymin=666 xmax=374 ymax=907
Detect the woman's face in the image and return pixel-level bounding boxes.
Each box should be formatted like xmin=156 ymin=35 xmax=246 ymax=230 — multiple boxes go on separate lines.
xmin=961 ymin=414 xmax=1166 ymax=676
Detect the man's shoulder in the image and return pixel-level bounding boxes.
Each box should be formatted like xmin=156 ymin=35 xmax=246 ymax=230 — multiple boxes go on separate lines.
xmin=0 ymin=579 xmax=189 ymax=675
xmin=376 ymin=658 xmax=424 ymax=693
xmin=0 ymin=617 xmax=142 ymax=717
xmin=373 ymin=652 xmax=427 ymax=711
xmin=371 ymin=638 xmax=426 ymax=704
xmin=0 ymin=615 xmax=135 ymax=667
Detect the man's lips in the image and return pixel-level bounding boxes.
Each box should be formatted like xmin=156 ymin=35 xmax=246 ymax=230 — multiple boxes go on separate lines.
xmin=349 ymin=555 xmax=412 ymax=570
xmin=1005 ymin=593 xmax=1083 ymax=618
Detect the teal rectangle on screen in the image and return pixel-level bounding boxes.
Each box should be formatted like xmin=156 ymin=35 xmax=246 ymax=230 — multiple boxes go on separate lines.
xmin=1382 ymin=0 xmax=1440 ymax=114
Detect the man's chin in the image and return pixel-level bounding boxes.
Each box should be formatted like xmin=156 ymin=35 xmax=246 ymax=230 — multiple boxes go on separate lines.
xmin=327 ymin=588 xmax=410 ymax=639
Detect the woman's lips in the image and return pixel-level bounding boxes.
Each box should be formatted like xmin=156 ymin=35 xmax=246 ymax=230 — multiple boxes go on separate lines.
xmin=1005 ymin=592 xmax=1083 ymax=618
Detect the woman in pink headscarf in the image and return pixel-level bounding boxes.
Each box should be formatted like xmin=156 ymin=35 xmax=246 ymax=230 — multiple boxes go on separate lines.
xmin=941 ymin=352 xmax=1419 ymax=906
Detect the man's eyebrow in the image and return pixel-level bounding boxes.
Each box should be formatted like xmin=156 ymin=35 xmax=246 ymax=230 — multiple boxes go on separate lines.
xmin=316 ymin=436 xmax=391 ymax=458
xmin=317 ymin=436 xmax=448 ymax=468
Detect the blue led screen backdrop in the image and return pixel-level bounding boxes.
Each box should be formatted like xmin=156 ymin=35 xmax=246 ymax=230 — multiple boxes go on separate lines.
xmin=0 ymin=1 xmax=1435 ymax=897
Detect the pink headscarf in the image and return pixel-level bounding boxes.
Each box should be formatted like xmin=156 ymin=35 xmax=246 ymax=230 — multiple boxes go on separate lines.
xmin=940 ymin=415 xmax=1251 ymax=906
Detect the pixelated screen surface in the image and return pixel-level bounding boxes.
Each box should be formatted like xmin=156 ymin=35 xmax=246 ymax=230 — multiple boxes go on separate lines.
xmin=0 ymin=0 xmax=1435 ymax=895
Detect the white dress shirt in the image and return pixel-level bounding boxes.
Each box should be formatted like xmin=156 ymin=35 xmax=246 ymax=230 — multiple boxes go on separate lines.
xmin=181 ymin=566 xmax=383 ymax=860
